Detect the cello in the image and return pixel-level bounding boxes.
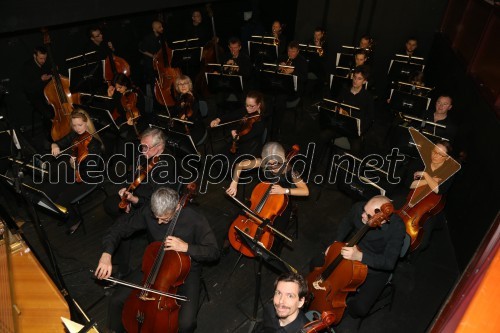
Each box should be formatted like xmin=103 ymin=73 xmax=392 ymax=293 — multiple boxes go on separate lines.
xmin=122 ymin=183 xmax=196 ymax=333
xmin=228 ymin=145 xmax=299 ymax=257
xmin=396 ymin=186 xmax=444 ymax=252
xmin=306 ymin=202 xmax=394 ymax=324
xmin=153 ymin=35 xmax=181 ymax=107
xmin=42 ymin=29 xmax=78 ymax=141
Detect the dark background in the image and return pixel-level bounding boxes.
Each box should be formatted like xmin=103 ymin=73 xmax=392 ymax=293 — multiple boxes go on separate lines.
xmin=0 ymin=0 xmax=499 ymax=307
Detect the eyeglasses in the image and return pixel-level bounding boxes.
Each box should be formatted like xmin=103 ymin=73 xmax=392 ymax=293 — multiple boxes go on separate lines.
xmin=139 ymin=142 xmax=160 ymax=152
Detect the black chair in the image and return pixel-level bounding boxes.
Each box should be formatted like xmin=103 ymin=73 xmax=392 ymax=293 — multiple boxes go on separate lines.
xmin=70 ymin=182 xmax=108 ymax=234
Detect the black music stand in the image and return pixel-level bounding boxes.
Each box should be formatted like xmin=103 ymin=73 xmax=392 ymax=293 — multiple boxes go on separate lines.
xmin=234 ymin=226 xmax=296 ymax=326
xmin=336 ymin=52 xmax=354 ymax=68
xmin=149 ymin=124 xmax=199 ymax=157
xmin=317 ymin=99 xmax=362 ymax=137
xmin=388 ymin=54 xmax=425 ymax=83
xmin=248 ymin=36 xmax=278 ymax=66
xmin=395 ymin=81 xmax=433 ymax=97
xmin=298 ymin=44 xmax=322 ymax=62
xmin=389 ymin=89 xmax=430 ymax=118
xmin=205 ymin=72 xmax=244 ymax=94
xmin=259 ymin=64 xmax=297 ymax=94
xmin=171 ymin=40 xmax=203 ymax=75
xmin=67 ymin=52 xmax=105 ymax=94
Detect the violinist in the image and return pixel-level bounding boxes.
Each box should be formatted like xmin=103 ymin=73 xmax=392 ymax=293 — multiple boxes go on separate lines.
xmin=21 ymin=46 xmax=53 ymax=145
xmin=255 ymin=272 xmax=309 ymax=333
xmin=310 ymin=196 xmax=405 ymax=331
xmin=103 ymin=127 xmax=177 ymax=218
xmin=225 ymin=142 xmax=309 ymax=253
xmin=45 ymin=109 xmax=104 ymax=234
xmin=171 ymin=75 xmax=206 ymax=146
xmin=210 ymin=90 xmax=267 ymax=159
xmin=95 ymin=187 xmax=219 ymax=333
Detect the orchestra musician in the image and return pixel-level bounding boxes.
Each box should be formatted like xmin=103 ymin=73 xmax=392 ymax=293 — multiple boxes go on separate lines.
xmin=358 ymin=35 xmax=373 ymax=51
xmin=87 ymin=26 xmax=115 ymax=60
xmin=400 ymin=36 xmax=420 ymax=58
xmin=223 ymin=37 xmax=252 ymax=81
xmin=225 ymin=141 xmax=309 ymax=253
xmin=138 ymin=20 xmax=165 ymax=113
xmin=45 ymin=109 xmax=104 ymax=234
xmin=170 ymin=75 xmax=206 ymax=147
xmin=309 ymin=195 xmax=405 ymax=332
xmin=185 ymin=9 xmax=211 ymax=47
xmin=255 ymin=272 xmax=309 ymax=333
xmin=95 ymin=187 xmax=220 ymax=333
xmin=271 ymin=20 xmax=287 ymax=55
xmin=21 ymin=45 xmax=53 ymax=145
xmin=210 ymin=90 xmax=267 ymax=159
xmin=318 ymin=66 xmax=373 ymax=157
xmin=273 ymin=41 xmax=308 ymax=139
xmin=421 ymin=95 xmax=458 ymax=142
xmin=307 ymin=27 xmax=328 ymax=84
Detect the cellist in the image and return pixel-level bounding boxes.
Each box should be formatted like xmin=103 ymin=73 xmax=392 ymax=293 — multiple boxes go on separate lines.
xmin=309 ymin=195 xmax=405 ymax=331
xmin=95 ymin=187 xmax=219 ymax=333
xmin=225 ymin=142 xmax=309 ymax=254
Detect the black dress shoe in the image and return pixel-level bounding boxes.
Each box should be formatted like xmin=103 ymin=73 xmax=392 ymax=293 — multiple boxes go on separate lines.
xmin=66 ymin=220 xmax=82 ymax=235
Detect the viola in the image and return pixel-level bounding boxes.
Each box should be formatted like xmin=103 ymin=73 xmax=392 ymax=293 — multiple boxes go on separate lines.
xmin=71 ymin=132 xmax=92 ymax=183
xmin=122 ymin=183 xmax=197 ymax=333
xmin=153 ymin=37 xmax=181 ymax=107
xmin=121 ymin=89 xmax=141 ymax=137
xmin=229 ymin=113 xmax=261 ymax=154
xmin=228 ymin=145 xmax=299 ymax=257
xmin=306 ymin=202 xmax=394 ymax=324
xmin=118 ymin=156 xmax=159 ymax=210
xmin=42 ymin=29 xmax=78 ymax=141
xmin=396 ymin=186 xmax=444 ymax=252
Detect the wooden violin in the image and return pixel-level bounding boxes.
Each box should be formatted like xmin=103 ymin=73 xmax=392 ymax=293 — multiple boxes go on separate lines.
xmin=122 ymin=183 xmax=196 ymax=333
xmin=71 ymin=132 xmax=92 ymax=183
xmin=300 ymin=311 xmax=336 ymax=333
xmin=118 ymin=156 xmax=159 ymax=210
xmin=228 ymin=145 xmax=299 ymax=257
xmin=229 ymin=113 xmax=261 ymax=154
xmin=121 ymin=89 xmax=141 ymax=137
xmin=306 ymin=202 xmax=394 ymax=324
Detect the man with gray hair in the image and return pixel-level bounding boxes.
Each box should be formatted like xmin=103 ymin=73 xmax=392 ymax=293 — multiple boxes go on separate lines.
xmin=95 ymin=186 xmax=219 ymax=333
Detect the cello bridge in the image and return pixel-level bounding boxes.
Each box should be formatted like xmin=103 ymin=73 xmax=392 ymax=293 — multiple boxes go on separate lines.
xmin=139 ymin=295 xmax=156 ymax=301
xmin=313 ymin=279 xmax=326 ymax=291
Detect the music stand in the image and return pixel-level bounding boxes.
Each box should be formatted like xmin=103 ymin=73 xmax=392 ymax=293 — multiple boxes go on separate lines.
xmin=149 ymin=124 xmax=199 ymax=157
xmin=259 ymin=63 xmax=297 ymax=94
xmin=395 ymin=81 xmax=433 ymax=97
xmin=317 ymin=99 xmax=362 ymax=137
xmin=205 ymin=71 xmax=243 ymax=94
xmin=329 ymin=74 xmax=368 ymax=99
xmin=298 ymin=44 xmax=322 ymax=62
xmin=336 ymin=52 xmax=354 ymax=68
xmin=389 ymin=89 xmax=430 ymax=118
xmin=248 ymin=35 xmax=278 ymax=65
xmin=388 ymin=54 xmax=425 ymax=83
xmin=67 ymin=52 xmax=105 ymax=94
xmin=171 ymin=39 xmax=203 ymax=75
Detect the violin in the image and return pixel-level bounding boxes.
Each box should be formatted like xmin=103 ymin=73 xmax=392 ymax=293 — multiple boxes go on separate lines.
xmin=42 ymin=29 xmax=78 ymax=141
xmin=229 ymin=113 xmax=261 ymax=154
xmin=122 ymin=183 xmax=197 ymax=333
xmin=118 ymin=156 xmax=159 ymax=210
xmin=177 ymin=93 xmax=195 ymax=135
xmin=121 ymin=89 xmax=141 ymax=137
xmin=228 ymin=145 xmax=299 ymax=257
xmin=71 ymin=132 xmax=92 ymax=183
xmin=306 ymin=202 xmax=394 ymax=324
xmin=153 ymin=37 xmax=181 ymax=107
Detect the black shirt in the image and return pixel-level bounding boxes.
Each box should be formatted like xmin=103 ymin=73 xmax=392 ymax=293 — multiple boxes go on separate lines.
xmin=337 ymin=86 xmax=374 ymax=134
xmin=335 ymin=201 xmax=406 ymax=272
xmin=102 ymin=204 xmax=219 ymax=272
xmin=422 ymin=110 xmax=458 ymax=143
xmin=219 ymin=108 xmax=266 ymax=156
xmin=138 ymin=32 xmax=163 ymax=74
xmin=22 ymin=58 xmax=51 ymax=98
xmin=278 ymin=54 xmax=308 ymax=96
xmin=184 ymin=22 xmax=211 ymax=47
xmin=258 ymin=303 xmax=308 ymax=333
xmin=222 ymin=51 xmax=252 ymax=80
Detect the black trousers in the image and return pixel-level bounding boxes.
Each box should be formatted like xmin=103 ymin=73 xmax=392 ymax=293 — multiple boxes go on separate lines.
xmin=108 ymin=267 xmax=201 ymax=333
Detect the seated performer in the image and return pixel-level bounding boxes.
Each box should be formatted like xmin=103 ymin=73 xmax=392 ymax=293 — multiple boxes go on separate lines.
xmin=225 ymin=142 xmax=309 ymax=253
xmin=309 ymin=195 xmax=405 ymax=332
xmin=95 ymin=187 xmax=220 ymax=333
xmin=46 ymin=109 xmax=104 ymax=234
xmin=255 ymin=272 xmax=309 ymax=332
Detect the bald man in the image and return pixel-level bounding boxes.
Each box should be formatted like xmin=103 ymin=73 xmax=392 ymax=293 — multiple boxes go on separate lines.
xmin=312 ymin=196 xmax=405 ymax=330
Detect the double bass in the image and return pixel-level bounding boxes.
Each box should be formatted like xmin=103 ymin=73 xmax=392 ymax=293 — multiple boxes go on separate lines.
xmin=122 ymin=183 xmax=196 ymax=332
xmin=306 ymin=202 xmax=394 ymax=324
xmin=228 ymin=145 xmax=300 ymax=257
xmin=42 ymin=29 xmax=78 ymax=141
xmin=154 ymin=36 xmax=181 ymax=107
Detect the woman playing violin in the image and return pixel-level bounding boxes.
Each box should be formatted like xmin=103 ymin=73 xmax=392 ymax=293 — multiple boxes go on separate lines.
xmin=210 ymin=90 xmax=267 ymax=159
xmin=171 ymin=75 xmax=206 ymax=146
xmin=45 ymin=109 xmax=104 ymax=234
xmin=225 ymin=142 xmax=309 ymax=253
